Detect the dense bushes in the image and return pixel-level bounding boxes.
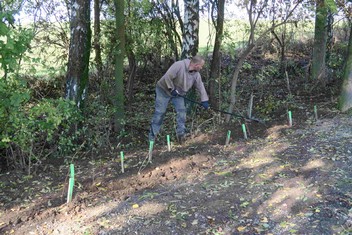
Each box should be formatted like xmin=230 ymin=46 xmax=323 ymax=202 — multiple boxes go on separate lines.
xmin=0 ymin=76 xmax=82 ymax=173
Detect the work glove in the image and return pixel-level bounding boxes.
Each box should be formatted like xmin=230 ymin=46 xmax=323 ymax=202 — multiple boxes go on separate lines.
xmin=201 ymin=101 xmax=209 ymax=110
xmin=171 ymin=89 xmax=179 ymax=97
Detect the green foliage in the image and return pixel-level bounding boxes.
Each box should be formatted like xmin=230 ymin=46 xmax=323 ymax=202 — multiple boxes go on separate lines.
xmin=15 ymin=1 xmax=70 ymax=78
xmin=30 ymin=98 xmax=81 ymax=144
xmin=253 ymin=64 xmax=282 ymax=115
xmin=0 ymin=10 xmax=33 ymax=150
xmin=0 ymin=77 xmax=30 ymax=149
xmin=0 ymin=10 xmax=82 ymax=171
xmin=102 ymin=0 xmax=171 ymax=70
xmin=0 ymin=12 xmax=34 ymax=77
xmin=256 ymin=65 xmax=279 ymax=81
xmin=256 ymin=94 xmax=281 ymax=114
xmin=222 ymin=20 xmax=249 ymax=45
xmin=325 ymin=0 xmax=337 ymax=13
xmin=78 ymin=101 xmax=114 ymax=155
xmin=327 ymin=41 xmax=347 ymax=71
xmin=0 ymin=83 xmax=82 ymax=168
xmin=242 ymin=61 xmax=252 ymax=71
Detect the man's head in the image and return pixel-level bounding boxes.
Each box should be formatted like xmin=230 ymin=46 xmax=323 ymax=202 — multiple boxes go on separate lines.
xmin=189 ymin=55 xmax=205 ymax=72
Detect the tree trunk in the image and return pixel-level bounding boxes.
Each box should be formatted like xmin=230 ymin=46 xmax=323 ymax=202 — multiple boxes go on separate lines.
xmin=126 ymin=51 xmax=137 ymax=102
xmin=338 ymin=23 xmax=352 ymax=112
xmin=114 ymin=0 xmax=125 ymax=132
xmin=65 ymin=0 xmax=91 ymax=108
xmin=226 ymin=45 xmax=255 ymax=122
xmin=181 ymin=0 xmax=199 ymax=59
xmin=311 ymin=0 xmax=328 ymax=82
xmin=94 ymin=0 xmax=103 ymax=80
xmin=208 ymin=0 xmax=225 ymax=109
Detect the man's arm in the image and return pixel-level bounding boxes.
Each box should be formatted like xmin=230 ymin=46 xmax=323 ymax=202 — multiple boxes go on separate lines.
xmin=194 ymin=75 xmax=209 ymax=102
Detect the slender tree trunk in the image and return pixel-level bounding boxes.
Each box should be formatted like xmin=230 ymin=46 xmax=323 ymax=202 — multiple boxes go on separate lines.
xmin=181 ymin=0 xmax=199 ymax=59
xmin=94 ymin=0 xmax=103 ymax=79
xmin=226 ymin=45 xmax=255 ymax=122
xmin=338 ymin=23 xmax=352 ymax=112
xmin=126 ymin=51 xmax=137 ymax=102
xmin=114 ymin=0 xmax=125 ymax=132
xmin=65 ymin=0 xmax=91 ymax=108
xmin=311 ymin=0 xmax=328 ymax=82
xmin=208 ymin=0 xmax=225 ymax=109
xmin=272 ymin=28 xmax=287 ymax=74
xmin=155 ymin=0 xmax=181 ymax=60
xmin=125 ymin=0 xmax=137 ymax=103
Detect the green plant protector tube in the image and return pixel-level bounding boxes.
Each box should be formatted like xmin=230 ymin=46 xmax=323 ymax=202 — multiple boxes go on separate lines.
xmin=148 ymin=140 xmax=154 ymax=162
xmin=67 ymin=164 xmax=75 ymax=203
xmin=70 ymin=164 xmax=75 ymax=192
xmin=288 ymin=111 xmax=293 ymax=126
xmin=225 ymin=130 xmax=231 ymax=145
xmin=70 ymin=163 xmax=75 ymax=179
xmin=67 ymin=177 xmax=74 ymax=203
xmin=120 ymin=151 xmax=124 ymax=173
xmin=167 ymin=135 xmax=171 ymax=151
xmin=149 ymin=140 xmax=154 ymax=150
xmin=314 ymin=105 xmax=318 ymax=120
xmin=242 ymin=124 xmax=248 ymax=139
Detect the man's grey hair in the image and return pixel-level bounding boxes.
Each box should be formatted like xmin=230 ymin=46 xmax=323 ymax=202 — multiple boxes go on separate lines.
xmin=191 ymin=55 xmax=205 ymax=64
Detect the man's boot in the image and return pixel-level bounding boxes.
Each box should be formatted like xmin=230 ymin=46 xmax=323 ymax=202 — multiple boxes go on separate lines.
xmin=177 ymin=134 xmax=186 ymax=145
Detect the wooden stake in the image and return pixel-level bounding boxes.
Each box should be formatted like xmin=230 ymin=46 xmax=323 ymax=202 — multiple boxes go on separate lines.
xmin=314 ymin=105 xmax=318 ymax=121
xmin=285 ymin=71 xmax=292 ymax=96
xmin=247 ymin=93 xmax=254 ymax=118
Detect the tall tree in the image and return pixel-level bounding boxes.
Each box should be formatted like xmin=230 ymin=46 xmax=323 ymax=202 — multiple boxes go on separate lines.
xmin=114 ymin=0 xmax=125 ymax=132
xmin=181 ymin=0 xmax=200 ymax=59
xmin=338 ymin=22 xmax=352 ymax=112
xmin=208 ymin=0 xmax=225 ymax=109
xmin=65 ymin=0 xmax=91 ymax=108
xmin=311 ymin=0 xmax=328 ymax=82
xmin=94 ymin=0 xmax=103 ymax=80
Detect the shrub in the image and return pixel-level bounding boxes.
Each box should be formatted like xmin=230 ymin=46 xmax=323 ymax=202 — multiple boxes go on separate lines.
xmin=0 ymin=82 xmax=82 ymax=172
